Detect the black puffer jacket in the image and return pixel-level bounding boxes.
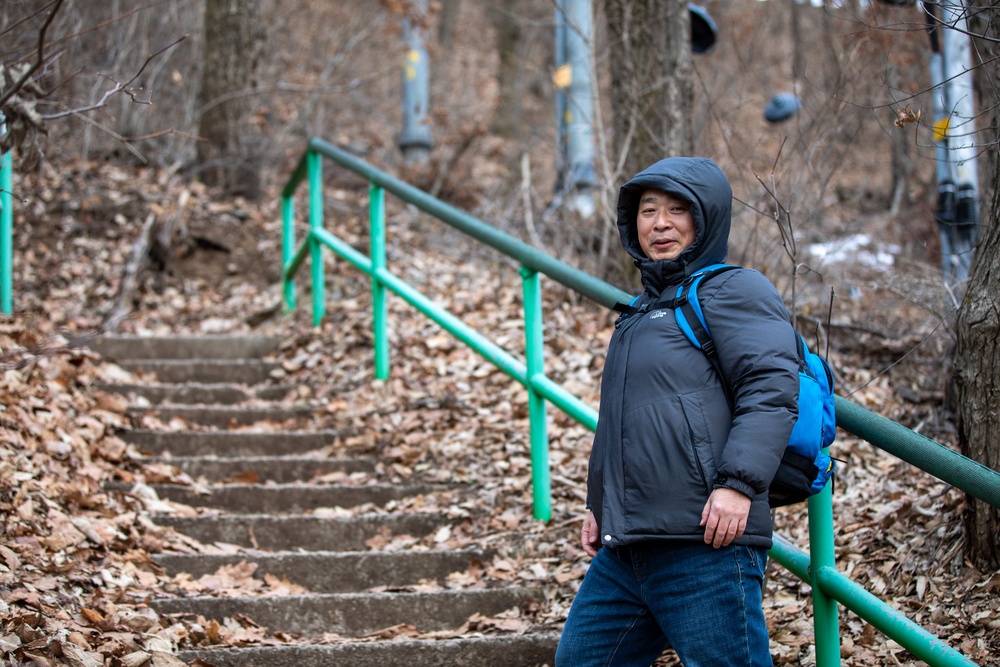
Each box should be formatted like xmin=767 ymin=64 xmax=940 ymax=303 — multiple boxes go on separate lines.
xmin=587 ymin=157 xmax=799 ymax=550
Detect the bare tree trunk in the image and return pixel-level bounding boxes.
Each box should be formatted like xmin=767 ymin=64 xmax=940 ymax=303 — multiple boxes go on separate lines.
xmin=491 ymin=0 xmax=523 ymax=138
xmin=789 ymin=0 xmax=804 ymax=84
xmin=197 ymin=0 xmax=265 ymax=200
xmin=887 ymin=65 xmax=911 ymax=214
xmin=820 ymin=2 xmax=845 ymax=92
xmin=604 ymin=0 xmax=693 ymax=178
xmin=437 ymin=0 xmax=462 ymax=49
xmin=954 ymin=2 xmax=1000 ymax=572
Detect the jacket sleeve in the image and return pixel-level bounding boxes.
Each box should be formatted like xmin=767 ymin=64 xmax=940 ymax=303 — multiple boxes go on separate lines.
xmin=701 ymin=269 xmax=799 ymax=496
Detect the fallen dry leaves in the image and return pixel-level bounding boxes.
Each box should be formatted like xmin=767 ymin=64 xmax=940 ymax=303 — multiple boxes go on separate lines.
xmin=1 ymin=325 xmax=196 ymax=665
xmin=2 ymin=155 xmax=998 ymax=666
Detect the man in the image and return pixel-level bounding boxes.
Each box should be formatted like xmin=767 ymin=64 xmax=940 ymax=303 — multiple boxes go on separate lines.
xmin=556 ymin=157 xmax=800 ymax=667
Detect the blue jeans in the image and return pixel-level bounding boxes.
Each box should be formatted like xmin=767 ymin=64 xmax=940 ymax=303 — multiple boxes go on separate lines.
xmin=556 ymin=541 xmax=773 ymax=667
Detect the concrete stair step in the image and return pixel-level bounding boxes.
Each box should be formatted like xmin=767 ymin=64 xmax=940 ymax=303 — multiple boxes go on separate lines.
xmin=153 ymin=513 xmax=444 ymax=551
xmin=155 ymin=549 xmax=490 ymax=593
xmin=127 ymin=404 xmax=314 ymax=428
xmin=85 ymin=334 xmax=282 ymax=360
xmin=143 ymin=482 xmax=437 ymax=514
xmin=117 ymin=359 xmax=279 ymax=384
xmin=123 ymin=430 xmax=341 ymax=457
xmin=94 ymin=382 xmax=296 ymax=405
xmin=89 ymin=333 xmax=556 ymax=662
xmin=176 ymin=634 xmax=559 ymax=667
xmin=151 ymin=587 xmax=542 ymax=637
xmin=163 ymin=455 xmax=375 ymax=484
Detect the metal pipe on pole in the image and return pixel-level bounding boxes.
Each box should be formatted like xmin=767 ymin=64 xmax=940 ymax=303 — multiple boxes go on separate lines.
xmin=398 ymin=0 xmax=433 ymax=165
xmin=552 ymin=3 xmax=715 ymax=220
xmin=926 ymin=0 xmax=979 ymax=293
xmin=554 ymin=0 xmax=596 ymax=218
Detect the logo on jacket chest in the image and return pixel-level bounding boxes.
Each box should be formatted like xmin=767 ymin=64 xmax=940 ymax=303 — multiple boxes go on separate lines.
xmin=650 ymin=310 xmax=667 ymax=320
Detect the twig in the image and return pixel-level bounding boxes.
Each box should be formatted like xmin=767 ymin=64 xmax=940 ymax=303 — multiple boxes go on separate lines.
xmin=118 ymin=127 xmax=205 ymax=144
xmin=754 ymin=153 xmax=802 ymax=328
xmin=105 ymin=212 xmax=157 ymax=331
xmin=825 ymin=288 xmax=835 ymax=358
xmin=520 ymin=152 xmax=546 ymax=252
xmin=63 ymin=111 xmax=148 ymax=163
xmin=844 ymin=309 xmax=955 ymax=400
xmin=155 ymin=189 xmax=191 ymax=261
xmin=429 ymin=124 xmax=482 ymax=199
xmin=795 ymin=313 xmax=890 ymax=339
xmin=0 ymin=318 xmax=131 ymax=372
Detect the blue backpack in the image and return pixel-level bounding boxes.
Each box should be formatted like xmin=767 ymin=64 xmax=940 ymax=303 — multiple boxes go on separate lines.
xmin=619 ymin=263 xmax=837 ymax=507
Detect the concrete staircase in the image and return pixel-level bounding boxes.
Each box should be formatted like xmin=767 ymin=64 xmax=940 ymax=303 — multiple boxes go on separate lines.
xmin=89 ymin=334 xmax=558 ymax=666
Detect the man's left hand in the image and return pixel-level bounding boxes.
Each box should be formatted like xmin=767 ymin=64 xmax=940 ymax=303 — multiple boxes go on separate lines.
xmin=700 ymin=487 xmax=751 ymax=548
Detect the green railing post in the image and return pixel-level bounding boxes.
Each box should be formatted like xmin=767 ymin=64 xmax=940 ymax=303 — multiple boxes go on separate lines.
xmin=281 ymin=192 xmax=296 ymax=311
xmin=520 ymin=266 xmax=552 ymax=522
xmin=307 ymin=149 xmax=326 ymax=326
xmin=370 ymin=183 xmax=389 ymax=380
xmin=809 ymin=467 xmax=841 ymax=666
xmin=1 ymin=150 xmax=13 ymax=316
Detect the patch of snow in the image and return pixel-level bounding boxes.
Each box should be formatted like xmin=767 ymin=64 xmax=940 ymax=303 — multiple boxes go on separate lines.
xmin=808 ymin=234 xmax=900 ymax=270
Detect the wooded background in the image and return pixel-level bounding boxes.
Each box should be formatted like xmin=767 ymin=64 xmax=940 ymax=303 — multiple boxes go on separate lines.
xmin=2 ymin=0 xmax=998 ymax=569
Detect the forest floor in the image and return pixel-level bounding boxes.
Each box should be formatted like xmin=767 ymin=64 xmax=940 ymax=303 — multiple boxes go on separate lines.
xmin=3 ymin=4 xmax=999 ymax=665
xmin=1 ymin=157 xmax=998 ymax=667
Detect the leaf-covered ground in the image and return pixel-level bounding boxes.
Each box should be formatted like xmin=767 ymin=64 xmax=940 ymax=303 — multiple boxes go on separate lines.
xmin=2 ymin=161 xmax=998 ymax=667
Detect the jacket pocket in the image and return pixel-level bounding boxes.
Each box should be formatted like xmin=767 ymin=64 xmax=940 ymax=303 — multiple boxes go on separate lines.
xmin=619 ymin=392 xmax=723 ymax=536
xmin=678 ymin=390 xmax=720 ymax=491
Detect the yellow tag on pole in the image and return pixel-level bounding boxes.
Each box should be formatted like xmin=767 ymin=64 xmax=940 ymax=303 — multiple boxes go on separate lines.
xmin=933 ymin=117 xmax=950 ymax=143
xmin=552 ymin=64 xmax=572 ymax=89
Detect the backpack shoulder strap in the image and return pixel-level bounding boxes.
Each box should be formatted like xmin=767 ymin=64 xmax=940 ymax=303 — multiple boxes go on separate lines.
xmin=612 ymin=294 xmax=645 ymax=315
xmin=674 ymin=264 xmax=740 ymax=357
xmin=613 ymin=263 xmax=739 ymax=325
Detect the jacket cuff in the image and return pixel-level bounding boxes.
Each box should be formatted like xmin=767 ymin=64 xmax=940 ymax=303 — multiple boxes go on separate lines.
xmin=713 ymin=474 xmax=755 ymax=498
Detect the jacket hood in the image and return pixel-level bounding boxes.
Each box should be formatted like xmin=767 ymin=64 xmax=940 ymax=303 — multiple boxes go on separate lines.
xmin=617 ymin=157 xmax=732 ymax=291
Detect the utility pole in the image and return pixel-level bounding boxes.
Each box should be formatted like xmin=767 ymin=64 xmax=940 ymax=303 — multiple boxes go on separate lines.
xmin=554 ymin=0 xmax=596 ymax=218
xmin=926 ymin=1 xmax=979 ymax=295
xmin=553 ymin=2 xmax=716 ymax=218
xmin=398 ymin=0 xmax=433 ymax=165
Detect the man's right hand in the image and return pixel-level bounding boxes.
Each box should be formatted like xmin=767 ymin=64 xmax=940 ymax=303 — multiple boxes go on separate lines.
xmin=581 ymin=511 xmax=601 ymax=557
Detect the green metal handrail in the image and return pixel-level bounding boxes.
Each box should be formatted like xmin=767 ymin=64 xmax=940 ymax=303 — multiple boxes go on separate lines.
xmin=1 ymin=150 xmax=13 ymax=316
xmin=280 ymin=139 xmax=999 ymax=667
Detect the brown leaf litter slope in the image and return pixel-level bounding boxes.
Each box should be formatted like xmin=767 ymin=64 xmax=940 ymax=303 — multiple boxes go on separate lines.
xmin=2 ymin=161 xmax=999 ymax=666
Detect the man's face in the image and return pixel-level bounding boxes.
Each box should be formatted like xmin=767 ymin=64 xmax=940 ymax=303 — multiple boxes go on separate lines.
xmin=636 ymin=189 xmax=696 ymax=261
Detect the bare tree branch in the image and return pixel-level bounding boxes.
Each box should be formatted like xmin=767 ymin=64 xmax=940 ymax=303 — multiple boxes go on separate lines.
xmin=41 ymin=34 xmax=188 ymax=121
xmin=0 ymin=0 xmax=66 ymax=110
